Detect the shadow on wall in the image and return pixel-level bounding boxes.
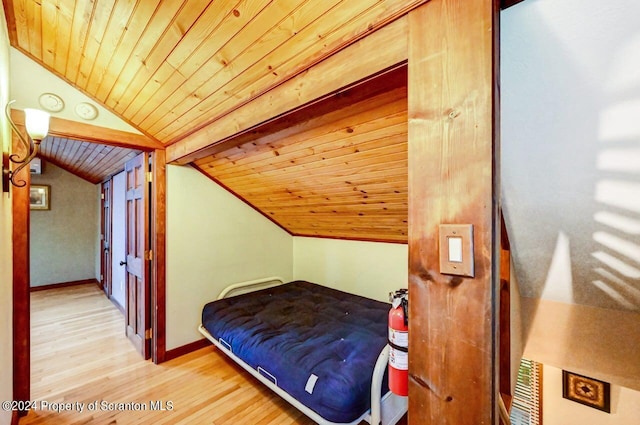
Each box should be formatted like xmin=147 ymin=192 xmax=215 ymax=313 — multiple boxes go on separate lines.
xmin=592 ymin=97 xmax=640 ymax=308
xmin=502 ymin=0 xmax=640 ymax=315
xmin=502 ymin=0 xmax=640 ymax=390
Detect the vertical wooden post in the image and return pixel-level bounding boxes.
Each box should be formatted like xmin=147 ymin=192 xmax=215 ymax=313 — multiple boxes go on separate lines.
xmin=151 ymin=148 xmax=166 ymax=364
xmin=407 ymin=0 xmax=499 ymax=423
xmin=12 ymin=132 xmax=30 ymax=413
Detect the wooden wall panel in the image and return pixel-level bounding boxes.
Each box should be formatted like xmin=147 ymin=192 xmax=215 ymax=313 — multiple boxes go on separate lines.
xmin=407 ymin=0 xmax=499 ymax=423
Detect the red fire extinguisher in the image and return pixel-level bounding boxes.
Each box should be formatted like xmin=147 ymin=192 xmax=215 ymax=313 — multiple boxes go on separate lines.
xmin=388 ymin=289 xmax=408 ymax=396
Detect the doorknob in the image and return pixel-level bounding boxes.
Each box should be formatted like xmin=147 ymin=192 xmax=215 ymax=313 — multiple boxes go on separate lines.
xmin=119 ymin=260 xmax=127 ymax=266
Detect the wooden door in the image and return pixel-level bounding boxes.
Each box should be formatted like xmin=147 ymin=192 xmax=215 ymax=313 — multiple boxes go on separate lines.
xmin=124 ymin=153 xmax=151 ymax=359
xmin=100 ymin=180 xmax=112 ymax=296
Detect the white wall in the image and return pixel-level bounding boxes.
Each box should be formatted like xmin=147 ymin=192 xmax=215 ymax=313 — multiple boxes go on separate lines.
xmin=502 ymin=0 xmax=640 ymax=311
xmin=543 ymin=364 xmax=640 ymax=425
xmin=293 ymin=237 xmax=407 ymax=303
xmin=522 ymin=297 xmax=640 ymax=392
xmin=502 ymin=0 xmax=640 ymax=398
xmin=166 ymin=165 xmax=293 ymax=349
xmin=110 ymin=171 xmax=126 ymax=309
xmin=0 ymin=6 xmax=13 ymax=424
xmin=165 ymin=166 xmax=409 ymax=347
xmin=30 ymin=162 xmax=99 ymax=286
xmin=9 ymin=48 xmax=141 ymax=134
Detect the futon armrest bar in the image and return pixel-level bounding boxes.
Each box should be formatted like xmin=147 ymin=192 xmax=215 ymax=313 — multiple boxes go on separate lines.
xmin=217 ymin=276 xmax=285 ymax=299
xmin=370 ymin=345 xmax=389 ymax=425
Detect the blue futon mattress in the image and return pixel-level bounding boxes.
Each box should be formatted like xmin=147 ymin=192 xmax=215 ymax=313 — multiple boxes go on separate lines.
xmin=201 ymin=280 xmax=390 ymax=423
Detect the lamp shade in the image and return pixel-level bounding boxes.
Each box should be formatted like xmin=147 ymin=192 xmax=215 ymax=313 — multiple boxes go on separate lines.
xmin=24 ymin=108 xmax=50 ymax=140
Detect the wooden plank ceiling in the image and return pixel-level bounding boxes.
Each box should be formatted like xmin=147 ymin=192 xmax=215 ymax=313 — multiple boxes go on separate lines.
xmin=38 ymin=137 xmax=141 ymax=184
xmin=194 ymin=66 xmax=407 ymax=242
xmin=4 ymin=0 xmax=423 ymax=145
xmin=4 ymin=0 xmax=416 ymax=242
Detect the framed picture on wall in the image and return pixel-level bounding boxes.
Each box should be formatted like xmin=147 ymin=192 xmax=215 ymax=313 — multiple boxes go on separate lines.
xmin=562 ymin=370 xmax=611 ymax=413
xmin=30 ymin=185 xmax=50 ymax=210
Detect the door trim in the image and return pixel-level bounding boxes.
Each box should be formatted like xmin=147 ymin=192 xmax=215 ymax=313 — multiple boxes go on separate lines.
xmin=100 ymin=179 xmax=112 ymax=296
xmin=11 ymin=141 xmax=30 ymax=414
xmin=150 ymin=149 xmax=166 ymax=363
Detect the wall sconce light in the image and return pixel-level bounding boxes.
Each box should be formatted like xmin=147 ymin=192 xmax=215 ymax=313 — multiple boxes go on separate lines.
xmin=2 ymin=100 xmax=50 ymax=193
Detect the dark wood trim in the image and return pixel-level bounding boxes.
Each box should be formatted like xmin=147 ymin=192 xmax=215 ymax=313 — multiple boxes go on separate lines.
xmin=12 ymin=134 xmax=30 ymax=413
xmin=500 ymin=212 xmax=511 ymax=252
xmin=501 ymin=0 xmax=525 ymax=9
xmin=494 ymin=0 xmax=503 ymax=418
xmin=10 ymin=109 xmax=162 ymax=151
xmin=191 ymin=164 xmax=293 ymax=236
xmin=164 ymin=339 xmax=210 ymax=362
xmin=538 ymin=364 xmax=544 ymax=421
xmin=30 ymin=278 xmax=100 ymax=292
xmin=100 ymin=180 xmax=112 ymax=294
xmin=499 ymin=214 xmax=512 ymax=401
xmin=291 ymin=234 xmax=408 ymax=245
xmin=151 ymin=149 xmax=167 ymax=364
xmin=11 ymin=409 xmax=20 ymax=425
xmin=407 ymin=0 xmax=499 ymax=423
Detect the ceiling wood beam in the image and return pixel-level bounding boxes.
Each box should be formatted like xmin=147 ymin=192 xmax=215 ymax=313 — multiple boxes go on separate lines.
xmin=193 ymin=71 xmax=407 ymax=174
xmin=10 ymin=109 xmax=163 ymax=151
xmin=166 ymin=16 xmax=410 ymax=164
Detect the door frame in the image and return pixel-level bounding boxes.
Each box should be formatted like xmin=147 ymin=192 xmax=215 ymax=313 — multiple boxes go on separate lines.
xmin=100 ymin=179 xmax=112 ymax=296
xmin=11 ymin=122 xmax=166 ymax=408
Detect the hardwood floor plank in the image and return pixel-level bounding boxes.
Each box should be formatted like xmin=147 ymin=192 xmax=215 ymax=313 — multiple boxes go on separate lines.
xmin=23 ymin=285 xmax=316 ymax=425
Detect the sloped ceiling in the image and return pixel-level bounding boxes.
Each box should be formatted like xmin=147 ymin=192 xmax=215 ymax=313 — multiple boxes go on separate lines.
xmin=39 ymin=137 xmax=141 ymax=184
xmin=502 ymin=0 xmax=640 ymax=312
xmin=3 ymin=0 xmax=418 ymax=242
xmin=195 ymin=66 xmax=407 ymax=242
xmin=8 ymin=47 xmax=146 ymax=184
xmin=3 ymin=0 xmax=424 ymax=145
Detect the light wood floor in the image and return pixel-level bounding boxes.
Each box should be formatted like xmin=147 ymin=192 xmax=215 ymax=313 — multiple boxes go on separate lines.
xmin=22 ymin=284 xmax=315 ymax=425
